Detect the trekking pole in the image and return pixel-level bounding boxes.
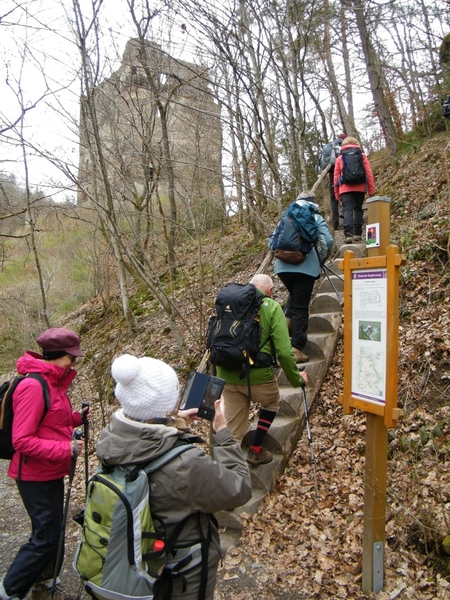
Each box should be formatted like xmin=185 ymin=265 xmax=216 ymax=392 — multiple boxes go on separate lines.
xmin=322 ymin=262 xmax=344 ymax=281
xmin=299 ymin=368 xmax=319 ymax=499
xmin=321 ymin=264 xmax=343 ymax=303
xmin=81 ymin=401 xmax=89 ymax=498
xmin=51 ymin=429 xmax=83 ymax=599
xmin=314 ymin=244 xmax=343 ymax=303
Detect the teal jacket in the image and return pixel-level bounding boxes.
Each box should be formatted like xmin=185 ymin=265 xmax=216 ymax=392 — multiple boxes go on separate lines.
xmin=271 ymin=199 xmax=334 ymax=278
xmin=215 ymin=291 xmax=303 ymax=388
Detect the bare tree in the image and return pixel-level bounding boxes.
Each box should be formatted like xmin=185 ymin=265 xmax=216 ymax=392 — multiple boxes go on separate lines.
xmin=348 ymin=0 xmax=399 ymax=155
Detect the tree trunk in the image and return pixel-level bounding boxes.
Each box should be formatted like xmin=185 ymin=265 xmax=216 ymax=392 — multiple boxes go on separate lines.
xmin=351 ymin=0 xmax=398 ymax=155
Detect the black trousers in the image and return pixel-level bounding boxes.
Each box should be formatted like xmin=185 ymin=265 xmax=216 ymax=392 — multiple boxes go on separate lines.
xmin=341 ymin=191 xmax=365 ymax=238
xmin=278 ymin=272 xmax=316 ymax=351
xmin=4 ymin=478 xmax=64 ymax=599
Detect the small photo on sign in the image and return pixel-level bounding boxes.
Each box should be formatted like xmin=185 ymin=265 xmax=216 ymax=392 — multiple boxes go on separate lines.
xmin=358 ymin=320 xmax=381 ymax=342
xmin=366 ymin=223 xmax=380 ymax=247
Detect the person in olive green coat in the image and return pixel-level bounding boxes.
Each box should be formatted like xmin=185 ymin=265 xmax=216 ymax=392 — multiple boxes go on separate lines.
xmin=216 ymin=274 xmax=308 ymax=466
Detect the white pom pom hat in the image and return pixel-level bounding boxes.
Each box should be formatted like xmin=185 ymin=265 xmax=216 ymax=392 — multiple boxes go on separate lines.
xmin=111 ymin=354 xmax=179 ymax=421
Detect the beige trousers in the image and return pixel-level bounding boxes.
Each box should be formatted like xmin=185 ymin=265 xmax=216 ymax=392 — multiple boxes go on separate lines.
xmin=223 ymin=376 xmax=280 ymax=442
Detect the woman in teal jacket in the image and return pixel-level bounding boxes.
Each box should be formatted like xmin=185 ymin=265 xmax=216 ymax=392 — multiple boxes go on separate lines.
xmin=273 ymin=196 xmax=334 ymax=363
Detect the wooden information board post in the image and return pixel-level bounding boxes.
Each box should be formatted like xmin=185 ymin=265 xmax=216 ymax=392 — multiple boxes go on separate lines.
xmin=338 ymin=196 xmax=406 ymax=593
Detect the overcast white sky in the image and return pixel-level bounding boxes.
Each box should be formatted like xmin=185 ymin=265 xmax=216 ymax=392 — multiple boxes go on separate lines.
xmin=0 ymin=0 xmax=193 ymax=201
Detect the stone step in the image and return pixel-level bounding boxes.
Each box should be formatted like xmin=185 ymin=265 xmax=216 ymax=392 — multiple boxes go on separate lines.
xmin=337 ymin=242 xmax=366 ymax=258
xmin=318 ymin=274 xmax=344 ymax=294
xmin=308 ymin=312 xmax=342 ymax=333
xmin=307 ymin=314 xmax=336 ymax=333
xmin=278 ymin=385 xmax=314 ymax=419
xmin=307 ymin=331 xmax=339 ymax=359
xmin=215 ymin=487 xmax=267 ymax=531
xmin=310 ymin=292 xmax=343 ymax=314
xmin=277 ymin=354 xmax=324 ymax=387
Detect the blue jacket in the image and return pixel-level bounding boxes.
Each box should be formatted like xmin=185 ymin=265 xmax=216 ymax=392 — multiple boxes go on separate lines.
xmin=271 ymin=199 xmax=334 ymax=278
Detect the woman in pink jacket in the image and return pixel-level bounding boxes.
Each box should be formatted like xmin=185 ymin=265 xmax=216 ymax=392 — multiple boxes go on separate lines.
xmin=333 ymin=136 xmax=375 ymax=243
xmin=0 ymin=328 xmax=89 ymax=600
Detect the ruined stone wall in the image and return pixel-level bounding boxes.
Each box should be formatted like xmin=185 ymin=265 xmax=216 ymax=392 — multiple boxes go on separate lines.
xmin=78 ymin=39 xmax=223 ymax=225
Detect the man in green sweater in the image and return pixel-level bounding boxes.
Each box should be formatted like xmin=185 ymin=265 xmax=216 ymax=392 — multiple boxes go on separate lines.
xmin=216 ymin=274 xmax=308 ymax=466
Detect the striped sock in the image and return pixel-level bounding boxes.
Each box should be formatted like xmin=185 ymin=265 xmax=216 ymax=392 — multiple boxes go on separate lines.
xmin=250 ymin=409 xmax=276 ymax=450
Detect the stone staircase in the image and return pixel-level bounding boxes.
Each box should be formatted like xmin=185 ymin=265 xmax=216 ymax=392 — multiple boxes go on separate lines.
xmin=215 ymin=239 xmax=367 ymax=537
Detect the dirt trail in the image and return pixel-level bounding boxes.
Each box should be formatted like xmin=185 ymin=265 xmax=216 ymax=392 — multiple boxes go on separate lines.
xmin=0 ymin=459 xmax=87 ymax=596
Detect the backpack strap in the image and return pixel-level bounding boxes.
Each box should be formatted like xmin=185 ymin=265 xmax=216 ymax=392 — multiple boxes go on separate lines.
xmin=156 ymin=513 xmax=214 ymax=600
xmin=125 ymin=441 xmax=195 ymax=482
xmin=24 ymin=373 xmax=51 ymax=417
xmin=197 ymin=512 xmax=213 ymax=600
xmin=6 ymin=373 xmax=50 ymax=420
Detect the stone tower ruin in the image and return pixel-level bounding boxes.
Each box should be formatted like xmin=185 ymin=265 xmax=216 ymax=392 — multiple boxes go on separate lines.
xmin=77 ymin=39 xmax=223 ymax=225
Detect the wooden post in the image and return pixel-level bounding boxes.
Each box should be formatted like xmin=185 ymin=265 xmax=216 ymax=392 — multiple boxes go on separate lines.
xmin=361 ymin=196 xmax=391 ymax=593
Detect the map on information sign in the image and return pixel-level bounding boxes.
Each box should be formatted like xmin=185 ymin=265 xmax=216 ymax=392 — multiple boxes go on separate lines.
xmin=354 ymin=347 xmax=384 ymax=398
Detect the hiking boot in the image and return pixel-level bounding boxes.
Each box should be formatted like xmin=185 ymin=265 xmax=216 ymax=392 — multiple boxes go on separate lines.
xmin=344 ymin=236 xmax=354 ymax=244
xmin=353 ymin=235 xmax=362 ymax=242
xmin=247 ymin=447 xmax=273 ymax=466
xmin=0 ymin=580 xmax=20 ymax=600
xmin=293 ymin=348 xmax=309 ymax=363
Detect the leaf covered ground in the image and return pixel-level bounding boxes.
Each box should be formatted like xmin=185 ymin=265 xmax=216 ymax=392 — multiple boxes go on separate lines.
xmin=214 ymin=342 xmax=450 ymax=599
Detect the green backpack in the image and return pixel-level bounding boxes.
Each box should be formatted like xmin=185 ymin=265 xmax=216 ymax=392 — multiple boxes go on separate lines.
xmin=73 ymin=443 xmax=197 ymax=600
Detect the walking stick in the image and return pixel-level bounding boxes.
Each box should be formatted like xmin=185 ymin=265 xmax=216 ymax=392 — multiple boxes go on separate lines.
xmin=81 ymin=402 xmax=89 ymax=497
xmin=321 ymin=264 xmax=343 ymax=303
xmin=51 ymin=430 xmax=83 ymax=599
xmin=314 ymin=243 xmax=344 ymax=303
xmin=299 ymin=369 xmax=319 ymax=499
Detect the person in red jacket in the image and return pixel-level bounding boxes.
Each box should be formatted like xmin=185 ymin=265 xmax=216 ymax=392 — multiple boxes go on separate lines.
xmin=0 ymin=328 xmax=90 ymax=600
xmin=333 ymin=136 xmax=375 ymax=243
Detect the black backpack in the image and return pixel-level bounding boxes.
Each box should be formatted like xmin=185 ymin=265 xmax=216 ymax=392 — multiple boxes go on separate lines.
xmin=0 ymin=373 xmax=50 ymax=460
xmin=340 ymin=147 xmax=367 ymax=184
xmin=206 ymin=283 xmax=275 ymax=393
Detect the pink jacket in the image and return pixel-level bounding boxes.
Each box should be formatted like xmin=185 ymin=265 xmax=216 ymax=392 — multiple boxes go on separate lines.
xmin=8 ymin=351 xmax=83 ymax=481
xmin=333 ymin=144 xmax=375 ymax=200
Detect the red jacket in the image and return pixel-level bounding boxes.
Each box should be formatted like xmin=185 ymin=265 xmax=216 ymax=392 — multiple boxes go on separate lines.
xmin=8 ymin=351 xmax=83 ymax=481
xmin=333 ymin=144 xmax=375 ymax=200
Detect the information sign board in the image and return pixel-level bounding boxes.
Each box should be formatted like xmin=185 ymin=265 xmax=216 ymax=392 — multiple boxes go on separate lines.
xmin=338 ymin=247 xmax=405 ymax=427
xmin=351 ymin=268 xmax=387 ymax=405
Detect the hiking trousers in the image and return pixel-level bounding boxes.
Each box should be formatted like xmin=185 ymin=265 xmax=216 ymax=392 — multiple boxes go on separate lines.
xmin=278 ymin=272 xmax=315 ymax=351
xmin=341 ymin=191 xmax=365 ymax=238
xmin=223 ymin=377 xmax=280 ymax=442
xmin=3 ymin=478 xmax=64 ymax=599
